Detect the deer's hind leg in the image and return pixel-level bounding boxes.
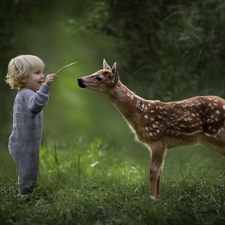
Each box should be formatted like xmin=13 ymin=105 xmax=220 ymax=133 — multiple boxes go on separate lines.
xmin=156 ymin=168 xmax=162 ymax=199
xmin=149 ymin=141 xmax=167 ymax=199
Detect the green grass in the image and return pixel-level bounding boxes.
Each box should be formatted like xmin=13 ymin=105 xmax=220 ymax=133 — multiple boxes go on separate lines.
xmin=1 ymin=138 xmax=225 ymax=225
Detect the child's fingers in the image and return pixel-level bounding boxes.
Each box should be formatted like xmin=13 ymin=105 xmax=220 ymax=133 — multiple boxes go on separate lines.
xmin=48 ymin=73 xmax=57 ymax=77
xmin=47 ymin=74 xmax=56 ymax=80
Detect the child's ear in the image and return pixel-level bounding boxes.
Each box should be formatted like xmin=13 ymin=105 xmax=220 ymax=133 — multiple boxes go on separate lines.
xmin=20 ymin=77 xmax=26 ymax=83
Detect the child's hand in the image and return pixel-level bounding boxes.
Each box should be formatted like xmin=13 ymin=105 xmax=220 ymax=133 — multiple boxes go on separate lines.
xmin=45 ymin=74 xmax=57 ymax=86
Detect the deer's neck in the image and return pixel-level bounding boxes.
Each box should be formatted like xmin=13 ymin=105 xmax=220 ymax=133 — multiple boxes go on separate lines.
xmin=104 ymin=81 xmax=149 ymax=129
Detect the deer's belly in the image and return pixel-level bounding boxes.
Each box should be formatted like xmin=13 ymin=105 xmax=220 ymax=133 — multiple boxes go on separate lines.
xmin=164 ymin=136 xmax=200 ymax=149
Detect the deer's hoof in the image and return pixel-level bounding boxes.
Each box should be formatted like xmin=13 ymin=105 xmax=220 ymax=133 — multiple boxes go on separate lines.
xmin=150 ymin=196 xmax=159 ymax=201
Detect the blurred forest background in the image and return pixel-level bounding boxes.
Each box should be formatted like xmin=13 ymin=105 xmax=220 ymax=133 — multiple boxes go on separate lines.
xmin=1 ymin=0 xmax=225 ymax=151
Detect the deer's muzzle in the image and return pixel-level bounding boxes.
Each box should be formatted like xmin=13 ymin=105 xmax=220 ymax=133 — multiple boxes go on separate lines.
xmin=77 ymin=78 xmax=86 ymax=88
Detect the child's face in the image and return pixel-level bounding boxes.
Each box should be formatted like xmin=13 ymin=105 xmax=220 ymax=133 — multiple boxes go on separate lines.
xmin=24 ymin=68 xmax=45 ymax=91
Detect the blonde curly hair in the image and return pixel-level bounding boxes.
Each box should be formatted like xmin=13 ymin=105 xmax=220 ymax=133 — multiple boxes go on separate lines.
xmin=5 ymin=55 xmax=45 ymax=90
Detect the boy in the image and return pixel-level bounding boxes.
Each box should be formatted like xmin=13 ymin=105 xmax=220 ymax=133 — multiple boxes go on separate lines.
xmin=5 ymin=55 xmax=56 ymax=198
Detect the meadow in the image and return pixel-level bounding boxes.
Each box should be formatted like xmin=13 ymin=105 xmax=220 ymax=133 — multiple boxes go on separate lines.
xmin=1 ymin=136 xmax=225 ymax=225
xmin=1 ymin=1 xmax=225 ymax=224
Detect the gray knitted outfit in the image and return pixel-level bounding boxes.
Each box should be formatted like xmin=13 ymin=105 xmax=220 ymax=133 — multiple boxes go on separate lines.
xmin=8 ymin=83 xmax=51 ymax=195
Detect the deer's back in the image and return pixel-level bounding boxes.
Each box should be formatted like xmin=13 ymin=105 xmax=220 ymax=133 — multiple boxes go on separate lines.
xmin=134 ymin=96 xmax=225 ymax=149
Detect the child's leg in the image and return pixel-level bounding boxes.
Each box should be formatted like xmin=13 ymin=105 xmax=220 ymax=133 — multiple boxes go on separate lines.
xmin=17 ymin=151 xmax=39 ymax=195
xmin=9 ymin=142 xmax=39 ymax=195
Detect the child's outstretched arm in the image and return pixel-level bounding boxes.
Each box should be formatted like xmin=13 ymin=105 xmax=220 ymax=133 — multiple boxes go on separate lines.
xmin=22 ymin=73 xmax=57 ymax=113
xmin=45 ymin=73 xmax=57 ymax=86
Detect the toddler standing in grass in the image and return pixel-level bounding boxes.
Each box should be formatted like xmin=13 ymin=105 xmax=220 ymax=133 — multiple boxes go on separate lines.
xmin=5 ymin=55 xmax=56 ymax=199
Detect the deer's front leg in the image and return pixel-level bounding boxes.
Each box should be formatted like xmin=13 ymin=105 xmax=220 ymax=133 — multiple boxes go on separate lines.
xmin=156 ymin=169 xmax=162 ymax=199
xmin=149 ymin=141 xmax=167 ymax=199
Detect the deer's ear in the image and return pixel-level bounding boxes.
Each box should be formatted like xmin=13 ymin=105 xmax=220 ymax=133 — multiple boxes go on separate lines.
xmin=111 ymin=62 xmax=119 ymax=84
xmin=103 ymin=59 xmax=111 ymax=70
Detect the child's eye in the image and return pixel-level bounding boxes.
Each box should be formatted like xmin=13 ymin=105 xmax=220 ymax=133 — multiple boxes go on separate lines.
xmin=35 ymin=70 xmax=42 ymax=74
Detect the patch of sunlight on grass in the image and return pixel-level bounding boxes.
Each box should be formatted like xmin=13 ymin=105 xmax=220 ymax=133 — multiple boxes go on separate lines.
xmin=39 ymin=138 xmax=147 ymax=185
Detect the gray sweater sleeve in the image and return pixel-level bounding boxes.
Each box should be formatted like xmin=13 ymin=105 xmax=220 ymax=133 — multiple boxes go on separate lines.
xmin=21 ymin=84 xmax=51 ymax=114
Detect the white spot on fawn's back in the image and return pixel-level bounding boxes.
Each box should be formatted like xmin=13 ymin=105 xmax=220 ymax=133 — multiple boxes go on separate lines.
xmin=137 ymin=100 xmax=140 ymax=108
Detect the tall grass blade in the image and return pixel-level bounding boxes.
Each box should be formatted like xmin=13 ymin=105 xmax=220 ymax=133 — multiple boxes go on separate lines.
xmin=54 ymin=61 xmax=79 ymax=74
xmin=54 ymin=141 xmax=59 ymax=165
xmin=78 ymin=154 xmax=81 ymax=181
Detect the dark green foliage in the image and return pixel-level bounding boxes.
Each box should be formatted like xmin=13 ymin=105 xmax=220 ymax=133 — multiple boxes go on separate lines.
xmin=87 ymin=0 xmax=225 ymax=100
xmin=2 ymin=1 xmax=225 ymax=140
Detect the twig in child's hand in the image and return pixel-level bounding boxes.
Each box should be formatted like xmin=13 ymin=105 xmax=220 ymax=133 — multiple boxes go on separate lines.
xmin=55 ymin=61 xmax=79 ymax=74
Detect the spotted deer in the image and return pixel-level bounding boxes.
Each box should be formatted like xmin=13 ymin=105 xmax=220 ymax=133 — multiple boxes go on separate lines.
xmin=77 ymin=59 xmax=225 ymax=199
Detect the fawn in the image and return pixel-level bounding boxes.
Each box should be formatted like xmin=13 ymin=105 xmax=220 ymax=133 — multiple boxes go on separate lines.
xmin=77 ymin=59 xmax=225 ymax=199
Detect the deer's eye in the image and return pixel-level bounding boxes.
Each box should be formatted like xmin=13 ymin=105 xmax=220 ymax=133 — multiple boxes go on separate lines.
xmin=96 ymin=76 xmax=102 ymax=81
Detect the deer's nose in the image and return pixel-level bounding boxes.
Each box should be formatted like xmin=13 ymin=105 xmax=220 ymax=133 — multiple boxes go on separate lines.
xmin=77 ymin=78 xmax=86 ymax=88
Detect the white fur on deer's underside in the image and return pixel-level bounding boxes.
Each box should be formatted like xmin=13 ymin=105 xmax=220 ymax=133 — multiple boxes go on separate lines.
xmin=180 ymin=130 xmax=202 ymax=136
